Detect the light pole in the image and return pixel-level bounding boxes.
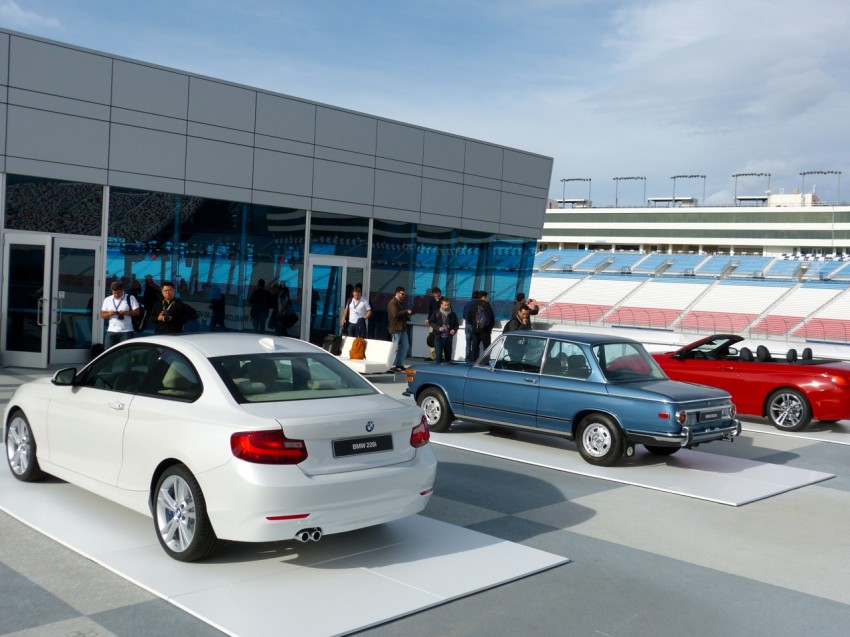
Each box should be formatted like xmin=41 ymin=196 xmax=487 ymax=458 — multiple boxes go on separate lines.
xmin=800 ymin=170 xmax=842 ymax=204
xmin=560 ymin=178 xmax=567 ymax=208
xmin=561 ymin=178 xmax=592 ymax=207
xmin=732 ymin=172 xmax=771 ymax=205
xmin=671 ymin=174 xmax=706 ymax=205
xmin=613 ymin=176 xmax=646 ymax=207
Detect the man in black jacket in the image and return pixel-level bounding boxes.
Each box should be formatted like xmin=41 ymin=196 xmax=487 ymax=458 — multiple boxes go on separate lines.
xmin=466 ymin=291 xmax=495 ymax=362
xmin=150 ymin=281 xmax=198 ymax=334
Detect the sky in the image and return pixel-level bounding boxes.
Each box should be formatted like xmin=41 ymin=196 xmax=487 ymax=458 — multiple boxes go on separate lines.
xmin=1 ymin=0 xmax=848 ymax=206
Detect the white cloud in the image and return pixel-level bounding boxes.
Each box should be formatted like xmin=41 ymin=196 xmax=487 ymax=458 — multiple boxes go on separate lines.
xmin=0 ymin=1 xmax=61 ymax=30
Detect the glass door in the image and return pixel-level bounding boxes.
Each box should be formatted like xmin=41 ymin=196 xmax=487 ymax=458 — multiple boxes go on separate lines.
xmin=304 ymin=256 xmax=367 ymax=346
xmin=2 ymin=233 xmax=101 ymax=368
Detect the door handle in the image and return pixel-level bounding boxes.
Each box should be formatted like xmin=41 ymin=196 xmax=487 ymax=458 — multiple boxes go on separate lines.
xmin=524 ymin=377 xmax=538 ymax=384
xmin=108 ymin=401 xmax=125 ymax=410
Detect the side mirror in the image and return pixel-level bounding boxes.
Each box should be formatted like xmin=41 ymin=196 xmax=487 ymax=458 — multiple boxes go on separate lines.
xmin=51 ymin=367 xmax=77 ymax=386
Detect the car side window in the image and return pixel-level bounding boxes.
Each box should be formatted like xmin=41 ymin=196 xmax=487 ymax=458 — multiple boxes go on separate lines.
xmin=491 ymin=335 xmax=545 ymax=373
xmin=543 ymin=341 xmax=590 ymax=379
xmin=142 ymin=349 xmax=202 ymax=401
xmin=79 ymin=344 xmax=158 ymax=393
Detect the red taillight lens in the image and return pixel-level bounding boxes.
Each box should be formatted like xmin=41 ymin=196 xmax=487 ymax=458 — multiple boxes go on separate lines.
xmin=230 ymin=430 xmax=307 ymax=464
xmin=730 ymin=404 xmax=737 ymax=418
xmin=410 ymin=416 xmax=431 ymax=448
xmin=831 ymin=375 xmax=850 ymax=387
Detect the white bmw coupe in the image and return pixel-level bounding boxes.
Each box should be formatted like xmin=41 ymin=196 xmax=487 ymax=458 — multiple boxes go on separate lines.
xmin=4 ymin=334 xmax=436 ymax=561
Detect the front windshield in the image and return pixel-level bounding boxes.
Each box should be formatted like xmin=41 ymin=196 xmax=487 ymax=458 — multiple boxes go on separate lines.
xmin=592 ymin=342 xmax=667 ymax=382
xmin=211 ymin=352 xmax=377 ymax=403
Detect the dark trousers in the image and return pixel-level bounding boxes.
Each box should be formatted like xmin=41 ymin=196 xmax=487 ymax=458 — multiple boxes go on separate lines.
xmin=434 ymin=336 xmax=453 ymax=363
xmin=469 ymin=331 xmax=491 ymax=363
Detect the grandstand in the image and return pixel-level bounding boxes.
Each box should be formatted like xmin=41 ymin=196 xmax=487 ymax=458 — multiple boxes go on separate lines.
xmin=531 ymin=249 xmax=850 ymax=345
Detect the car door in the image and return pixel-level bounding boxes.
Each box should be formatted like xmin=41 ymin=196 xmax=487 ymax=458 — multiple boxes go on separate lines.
xmin=44 ymin=345 xmax=150 ymax=484
xmin=536 ymin=339 xmax=600 ymax=432
xmin=462 ymin=335 xmax=545 ymax=428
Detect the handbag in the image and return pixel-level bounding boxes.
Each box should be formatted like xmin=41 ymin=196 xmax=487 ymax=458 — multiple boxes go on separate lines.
xmin=349 ymin=336 xmax=367 ymax=360
xmin=426 ymin=330 xmax=435 ymax=347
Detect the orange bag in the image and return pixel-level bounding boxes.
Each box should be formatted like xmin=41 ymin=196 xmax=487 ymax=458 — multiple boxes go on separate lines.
xmin=349 ymin=337 xmax=367 ymax=360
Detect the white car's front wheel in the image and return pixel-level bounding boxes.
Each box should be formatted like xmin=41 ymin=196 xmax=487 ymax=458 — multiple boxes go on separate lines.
xmin=154 ymin=465 xmax=219 ymax=561
xmin=5 ymin=410 xmax=44 ymax=482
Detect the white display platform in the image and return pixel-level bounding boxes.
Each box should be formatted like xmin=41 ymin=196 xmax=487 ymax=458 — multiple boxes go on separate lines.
xmin=742 ymin=420 xmax=850 ymax=445
xmin=431 ymin=423 xmax=834 ymax=506
xmin=0 ymin=469 xmax=567 ymax=637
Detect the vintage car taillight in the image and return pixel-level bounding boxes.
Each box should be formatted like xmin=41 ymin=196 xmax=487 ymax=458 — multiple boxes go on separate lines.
xmin=729 ymin=404 xmax=737 ymax=419
xmin=674 ymin=410 xmax=688 ymax=425
xmin=231 ymin=430 xmax=308 ymax=464
xmin=410 ymin=416 xmax=431 ymax=448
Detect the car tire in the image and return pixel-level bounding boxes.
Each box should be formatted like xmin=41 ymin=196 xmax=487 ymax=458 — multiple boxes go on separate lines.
xmin=577 ymin=413 xmax=623 ymax=466
xmin=5 ymin=410 xmax=44 ymax=482
xmin=644 ymin=445 xmax=680 ymax=456
xmin=766 ymin=388 xmax=812 ymax=432
xmin=153 ymin=464 xmax=219 ymax=562
xmin=418 ymin=388 xmax=453 ymax=433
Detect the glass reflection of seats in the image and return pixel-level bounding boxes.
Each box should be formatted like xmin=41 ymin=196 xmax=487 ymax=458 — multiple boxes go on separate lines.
xmin=159 ymin=360 xmax=200 ymax=399
xmin=544 ymin=352 xmax=590 ymax=379
xmin=236 ymin=358 xmax=280 ymax=395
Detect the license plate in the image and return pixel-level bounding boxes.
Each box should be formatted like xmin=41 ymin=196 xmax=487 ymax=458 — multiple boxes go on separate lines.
xmin=333 ymin=434 xmax=394 ymax=457
xmin=699 ymin=410 xmax=721 ymax=422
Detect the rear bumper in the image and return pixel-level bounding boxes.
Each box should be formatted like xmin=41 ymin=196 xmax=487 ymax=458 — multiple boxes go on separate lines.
xmin=627 ymin=419 xmax=741 ymax=448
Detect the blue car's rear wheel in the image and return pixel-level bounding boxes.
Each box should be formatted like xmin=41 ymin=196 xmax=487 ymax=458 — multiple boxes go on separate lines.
xmin=577 ymin=413 xmax=623 ymax=466
xmin=418 ymin=388 xmax=452 ymax=433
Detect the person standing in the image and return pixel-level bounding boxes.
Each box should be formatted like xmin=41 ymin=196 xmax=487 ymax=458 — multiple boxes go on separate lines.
xmin=429 ymin=297 xmax=458 ymax=364
xmin=462 ymin=290 xmax=480 ymax=363
xmin=341 ymin=286 xmax=371 ymax=337
xmin=150 ymin=281 xmax=198 ymax=334
xmin=207 ymin=283 xmax=227 ymax=331
xmin=513 ymin=292 xmax=539 ymax=327
xmin=504 ymin=304 xmax=532 ymax=333
xmin=467 ymin=290 xmax=495 ymax=362
xmin=424 ymin=287 xmax=442 ymax=360
xmin=248 ymin=279 xmax=272 ymax=333
xmin=387 ymin=286 xmax=413 ymax=371
xmin=100 ymin=281 xmax=141 ymax=348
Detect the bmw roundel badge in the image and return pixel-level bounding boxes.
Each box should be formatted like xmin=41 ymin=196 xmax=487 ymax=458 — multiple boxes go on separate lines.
xmin=365 ymin=421 xmax=375 ymax=432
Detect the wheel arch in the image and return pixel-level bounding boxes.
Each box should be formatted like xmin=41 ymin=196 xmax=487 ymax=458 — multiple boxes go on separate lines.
xmin=761 ymin=384 xmax=809 ymax=418
xmin=148 ymin=458 xmax=190 ymax=512
xmin=570 ymin=408 xmax=623 ymax=438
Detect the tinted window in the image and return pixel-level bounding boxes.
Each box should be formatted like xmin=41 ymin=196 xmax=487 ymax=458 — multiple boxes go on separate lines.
xmin=212 ymin=352 xmax=376 ymax=403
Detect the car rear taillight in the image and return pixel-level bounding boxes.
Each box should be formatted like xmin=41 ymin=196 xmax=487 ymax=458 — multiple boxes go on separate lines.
xmin=674 ymin=410 xmax=688 ymax=425
xmin=729 ymin=404 xmax=737 ymax=418
xmin=410 ymin=416 xmax=430 ymax=448
xmin=830 ymin=375 xmax=850 ymax=387
xmin=231 ymin=430 xmax=307 ymax=464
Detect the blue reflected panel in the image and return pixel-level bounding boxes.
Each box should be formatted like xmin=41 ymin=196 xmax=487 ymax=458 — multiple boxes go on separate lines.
xmin=56 ymin=247 xmax=95 ymax=350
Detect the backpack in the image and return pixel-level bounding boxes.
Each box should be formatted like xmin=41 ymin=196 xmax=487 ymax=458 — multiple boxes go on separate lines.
xmin=474 ymin=303 xmax=491 ymax=331
xmin=129 ymin=294 xmax=146 ymax=332
xmin=349 ymin=336 xmax=367 ymax=360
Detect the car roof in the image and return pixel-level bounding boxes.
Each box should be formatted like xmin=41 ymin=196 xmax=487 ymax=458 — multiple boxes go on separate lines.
xmin=122 ymin=334 xmax=323 ymax=359
xmin=502 ymin=330 xmax=638 ymax=346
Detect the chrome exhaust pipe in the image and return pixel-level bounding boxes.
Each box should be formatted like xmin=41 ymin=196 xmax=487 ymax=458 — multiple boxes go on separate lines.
xmin=294 ymin=527 xmax=323 ymax=543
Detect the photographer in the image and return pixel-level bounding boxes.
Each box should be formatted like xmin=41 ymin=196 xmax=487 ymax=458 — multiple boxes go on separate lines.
xmin=100 ymin=281 xmax=141 ymax=348
xmin=513 ymin=292 xmax=539 ymax=327
xmin=150 ymin=281 xmax=198 ymax=334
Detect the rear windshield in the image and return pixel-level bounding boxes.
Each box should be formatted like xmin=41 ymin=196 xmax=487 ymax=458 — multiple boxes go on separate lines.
xmin=211 ymin=352 xmax=377 ymax=403
xmin=592 ymin=342 xmax=667 ymax=382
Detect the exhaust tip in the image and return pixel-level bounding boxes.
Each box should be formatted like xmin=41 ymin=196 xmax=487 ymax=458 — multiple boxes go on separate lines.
xmin=294 ymin=527 xmax=323 ymax=543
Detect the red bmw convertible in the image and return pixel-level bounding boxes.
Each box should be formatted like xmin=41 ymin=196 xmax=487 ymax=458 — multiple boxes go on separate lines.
xmin=652 ymin=334 xmax=850 ymax=431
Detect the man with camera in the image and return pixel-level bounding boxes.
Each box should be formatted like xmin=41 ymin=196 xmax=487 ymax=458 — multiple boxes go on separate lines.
xmin=100 ymin=280 xmax=141 ymax=348
xmin=150 ymin=281 xmax=198 ymax=334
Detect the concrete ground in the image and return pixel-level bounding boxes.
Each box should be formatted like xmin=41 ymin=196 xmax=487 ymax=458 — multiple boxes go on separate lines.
xmin=3 ymin=364 xmax=850 ymax=636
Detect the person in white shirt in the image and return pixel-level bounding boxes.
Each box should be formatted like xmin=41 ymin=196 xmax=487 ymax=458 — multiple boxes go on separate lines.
xmin=100 ymin=281 xmax=141 ymax=348
xmin=341 ymin=286 xmax=371 ymax=337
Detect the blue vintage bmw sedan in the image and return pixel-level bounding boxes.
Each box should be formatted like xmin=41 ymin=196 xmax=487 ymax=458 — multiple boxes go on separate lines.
xmin=404 ymin=331 xmax=741 ymax=466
